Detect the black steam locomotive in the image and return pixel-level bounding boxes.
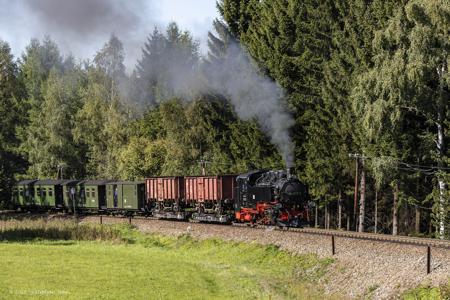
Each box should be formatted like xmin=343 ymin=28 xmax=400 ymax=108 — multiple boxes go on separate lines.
xmin=234 ymin=169 xmax=309 ymax=227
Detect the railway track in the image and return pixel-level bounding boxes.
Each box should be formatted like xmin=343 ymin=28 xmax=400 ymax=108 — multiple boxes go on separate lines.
xmin=2 ymin=211 xmax=450 ymax=249
xmin=230 ymin=222 xmax=450 ymax=249
xmin=88 ymin=214 xmax=450 ymax=250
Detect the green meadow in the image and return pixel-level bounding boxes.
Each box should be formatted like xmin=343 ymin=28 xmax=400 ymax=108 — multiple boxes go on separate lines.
xmin=0 ymin=220 xmax=333 ymax=299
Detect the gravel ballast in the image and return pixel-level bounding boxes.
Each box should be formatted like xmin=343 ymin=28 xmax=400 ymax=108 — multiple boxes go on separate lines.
xmin=82 ymin=216 xmax=450 ymax=299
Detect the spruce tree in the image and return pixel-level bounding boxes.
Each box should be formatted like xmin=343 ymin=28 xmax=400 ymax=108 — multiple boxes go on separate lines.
xmin=26 ymin=68 xmax=85 ymax=178
xmin=135 ymin=23 xmax=199 ymax=105
xmin=0 ymin=40 xmax=25 ymax=205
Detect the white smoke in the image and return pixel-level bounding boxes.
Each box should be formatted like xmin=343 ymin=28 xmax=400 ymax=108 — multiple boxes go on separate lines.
xmin=207 ymin=43 xmax=295 ymax=167
xmin=166 ymin=43 xmax=296 ymax=167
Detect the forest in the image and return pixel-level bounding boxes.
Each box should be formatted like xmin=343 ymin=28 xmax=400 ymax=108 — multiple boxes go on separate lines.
xmin=0 ymin=0 xmax=448 ymax=239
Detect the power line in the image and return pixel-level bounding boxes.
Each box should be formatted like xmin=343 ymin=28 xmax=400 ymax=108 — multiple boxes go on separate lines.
xmin=349 ymin=154 xmax=450 ymax=173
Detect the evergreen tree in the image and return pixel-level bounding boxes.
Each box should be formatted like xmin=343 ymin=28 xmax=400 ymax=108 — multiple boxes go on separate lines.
xmin=216 ymin=0 xmax=255 ymax=39
xmin=235 ymin=0 xmax=336 ymax=198
xmin=135 ymin=23 xmax=200 ymax=105
xmin=19 ymin=37 xmax=66 ymax=178
xmin=206 ymin=19 xmax=236 ymax=65
xmin=25 ymin=68 xmax=86 ymax=178
xmin=73 ymin=68 xmax=129 ymax=179
xmin=19 ymin=37 xmax=63 ymax=105
xmin=0 ymin=40 xmax=25 ymax=205
xmin=317 ymin=0 xmax=397 ymax=231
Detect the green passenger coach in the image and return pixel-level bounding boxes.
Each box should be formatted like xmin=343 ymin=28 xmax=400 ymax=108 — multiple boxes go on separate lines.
xmin=33 ymin=180 xmax=64 ymax=208
xmin=79 ymin=180 xmax=110 ymax=211
xmin=106 ymin=181 xmax=145 ymax=212
xmin=14 ymin=179 xmax=38 ymax=208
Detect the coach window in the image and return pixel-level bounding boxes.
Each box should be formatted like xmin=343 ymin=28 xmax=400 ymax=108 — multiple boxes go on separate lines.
xmin=92 ymin=190 xmax=96 ymax=198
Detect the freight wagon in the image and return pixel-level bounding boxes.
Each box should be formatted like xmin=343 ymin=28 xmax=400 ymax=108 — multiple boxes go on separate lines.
xmin=146 ymin=176 xmax=187 ymax=219
xmin=185 ymin=175 xmax=236 ymax=223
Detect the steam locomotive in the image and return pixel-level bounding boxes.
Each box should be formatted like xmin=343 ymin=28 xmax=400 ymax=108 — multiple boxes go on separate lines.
xmin=13 ymin=169 xmax=310 ymax=227
xmin=235 ymin=169 xmax=309 ymax=227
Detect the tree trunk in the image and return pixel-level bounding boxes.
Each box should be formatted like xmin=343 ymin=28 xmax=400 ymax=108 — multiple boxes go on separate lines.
xmin=358 ymin=159 xmax=366 ymax=232
xmin=437 ymin=63 xmax=447 ymax=239
xmin=338 ymin=191 xmax=342 ymax=230
xmin=393 ymin=182 xmax=399 ymax=236
xmin=404 ymin=205 xmax=409 ymax=233
xmin=429 ymin=216 xmax=433 ymax=235
xmin=374 ymin=189 xmax=378 ymax=234
xmin=354 ymin=158 xmax=359 ymax=231
xmin=324 ymin=204 xmax=329 ymax=229
xmin=415 ymin=205 xmax=421 ymax=234
xmin=315 ymin=204 xmax=318 ymax=228
xmin=346 ymin=214 xmax=350 ymax=231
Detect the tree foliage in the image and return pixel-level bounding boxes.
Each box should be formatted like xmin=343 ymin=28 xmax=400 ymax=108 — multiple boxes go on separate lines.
xmin=1 ymin=2 xmax=448 ymax=237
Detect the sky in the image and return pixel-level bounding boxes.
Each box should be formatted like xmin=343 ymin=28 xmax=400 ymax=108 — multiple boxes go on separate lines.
xmin=0 ymin=0 xmax=219 ymax=69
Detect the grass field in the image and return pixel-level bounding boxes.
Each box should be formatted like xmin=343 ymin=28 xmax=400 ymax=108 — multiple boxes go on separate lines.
xmin=0 ymin=220 xmax=334 ymax=299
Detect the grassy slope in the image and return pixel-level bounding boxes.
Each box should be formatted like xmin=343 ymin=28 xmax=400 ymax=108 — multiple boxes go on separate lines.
xmin=0 ymin=224 xmax=334 ymax=300
xmin=402 ymin=283 xmax=450 ymax=300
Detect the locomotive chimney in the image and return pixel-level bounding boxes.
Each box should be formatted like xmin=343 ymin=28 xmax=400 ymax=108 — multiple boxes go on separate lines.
xmin=287 ymin=167 xmax=294 ymax=178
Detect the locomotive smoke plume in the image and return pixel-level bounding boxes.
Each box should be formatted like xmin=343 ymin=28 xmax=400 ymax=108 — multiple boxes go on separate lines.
xmin=207 ymin=43 xmax=295 ymax=168
xmin=169 ymin=43 xmax=296 ymax=167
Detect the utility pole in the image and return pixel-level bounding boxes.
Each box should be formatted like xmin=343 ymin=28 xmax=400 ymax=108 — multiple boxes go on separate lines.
xmin=200 ymin=160 xmax=206 ymax=176
xmin=57 ymin=163 xmax=67 ymax=180
xmin=197 ymin=158 xmax=212 ymax=176
xmin=359 ymin=158 xmax=366 ymax=232
xmin=70 ymin=187 xmax=77 ymax=218
xmin=349 ymin=154 xmax=359 ymax=231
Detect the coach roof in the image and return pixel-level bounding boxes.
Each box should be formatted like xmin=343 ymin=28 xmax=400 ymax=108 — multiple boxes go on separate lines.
xmin=34 ymin=179 xmax=66 ymax=185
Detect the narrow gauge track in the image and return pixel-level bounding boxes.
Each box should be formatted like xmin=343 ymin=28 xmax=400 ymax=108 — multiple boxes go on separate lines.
xmin=2 ymin=211 xmax=450 ymax=250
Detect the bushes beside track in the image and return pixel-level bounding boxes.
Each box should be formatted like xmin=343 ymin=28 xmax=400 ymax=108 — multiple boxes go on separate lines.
xmin=0 ymin=219 xmax=127 ymax=242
